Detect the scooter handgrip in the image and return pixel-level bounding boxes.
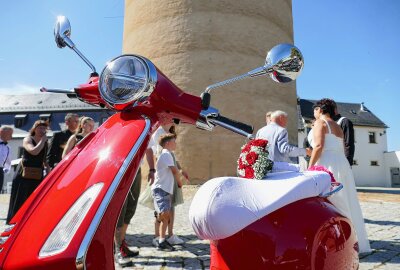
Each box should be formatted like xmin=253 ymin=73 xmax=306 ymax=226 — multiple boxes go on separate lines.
xmin=214 ymin=115 xmax=254 ymax=134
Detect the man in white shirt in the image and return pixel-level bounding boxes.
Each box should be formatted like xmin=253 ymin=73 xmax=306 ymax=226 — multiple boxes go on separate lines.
xmin=0 ymin=126 xmax=13 ymax=193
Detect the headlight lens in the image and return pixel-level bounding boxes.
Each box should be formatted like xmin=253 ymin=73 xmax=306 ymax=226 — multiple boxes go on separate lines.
xmin=99 ymin=55 xmax=156 ymax=109
xmin=39 ymin=183 xmax=104 ymax=258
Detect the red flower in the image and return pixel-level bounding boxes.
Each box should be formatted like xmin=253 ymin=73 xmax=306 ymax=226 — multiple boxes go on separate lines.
xmin=241 ymin=143 xmax=251 ymax=153
xmin=308 ymin=165 xmax=336 ymax=183
xmin=238 ymin=158 xmax=246 ymax=169
xmin=244 ymin=166 xmax=254 ymax=179
xmin=250 ymin=139 xmax=268 ymax=148
xmin=245 ymin=152 xmax=258 ymax=166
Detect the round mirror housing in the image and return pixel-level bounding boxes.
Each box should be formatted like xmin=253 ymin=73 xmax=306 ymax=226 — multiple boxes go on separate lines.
xmin=54 ymin=16 xmax=72 ymax=48
xmin=265 ymin=43 xmax=304 ymax=83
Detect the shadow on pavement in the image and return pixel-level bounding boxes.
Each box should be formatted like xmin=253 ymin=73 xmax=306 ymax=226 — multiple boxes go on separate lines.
xmin=364 ymin=218 xmax=400 ymax=227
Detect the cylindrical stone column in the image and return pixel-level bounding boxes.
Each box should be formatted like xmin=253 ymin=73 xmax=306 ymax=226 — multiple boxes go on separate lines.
xmin=124 ymin=0 xmax=298 ymax=183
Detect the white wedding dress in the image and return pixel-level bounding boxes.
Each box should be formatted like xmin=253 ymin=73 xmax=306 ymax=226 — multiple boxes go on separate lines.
xmin=308 ymin=119 xmax=371 ymax=253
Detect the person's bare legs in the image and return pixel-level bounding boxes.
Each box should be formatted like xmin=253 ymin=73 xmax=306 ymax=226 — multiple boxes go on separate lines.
xmin=159 ymin=212 xmax=169 ymax=240
xmin=154 ymin=217 xmax=160 ymax=238
xmin=168 ymin=208 xmax=175 ymax=237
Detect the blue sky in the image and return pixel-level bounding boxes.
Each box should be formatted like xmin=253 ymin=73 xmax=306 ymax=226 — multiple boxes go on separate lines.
xmin=1 ymin=1 xmax=399 ymax=151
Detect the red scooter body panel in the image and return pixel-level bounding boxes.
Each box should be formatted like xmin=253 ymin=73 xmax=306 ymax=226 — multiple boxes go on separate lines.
xmin=210 ymin=197 xmax=359 ymax=270
xmin=0 ymin=113 xmax=150 ymax=269
xmin=75 ymin=76 xmax=105 ymax=105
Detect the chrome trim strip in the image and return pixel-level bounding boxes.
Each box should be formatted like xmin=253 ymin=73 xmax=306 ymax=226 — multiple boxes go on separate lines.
xmin=319 ymin=182 xmax=343 ymax=198
xmin=76 ymin=117 xmax=151 ymax=269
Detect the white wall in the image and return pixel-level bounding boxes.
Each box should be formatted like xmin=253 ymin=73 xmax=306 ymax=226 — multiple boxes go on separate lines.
xmin=352 ymin=126 xmax=388 ymax=187
xmin=298 ymin=125 xmax=391 ymax=187
xmin=384 ymin=151 xmax=400 ymax=186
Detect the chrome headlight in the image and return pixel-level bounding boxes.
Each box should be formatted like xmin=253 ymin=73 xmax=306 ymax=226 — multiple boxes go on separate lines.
xmin=99 ymin=55 xmax=157 ymax=110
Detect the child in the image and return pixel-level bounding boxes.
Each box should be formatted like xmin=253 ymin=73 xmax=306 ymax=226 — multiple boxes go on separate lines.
xmin=151 ymin=133 xmax=183 ymax=250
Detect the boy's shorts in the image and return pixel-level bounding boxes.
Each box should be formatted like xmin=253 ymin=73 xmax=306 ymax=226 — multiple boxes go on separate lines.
xmin=153 ymin=188 xmax=172 ymax=213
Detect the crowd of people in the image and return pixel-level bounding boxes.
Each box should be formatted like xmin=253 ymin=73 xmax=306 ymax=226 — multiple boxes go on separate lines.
xmin=2 ymin=113 xmax=96 ymax=224
xmin=0 ymin=96 xmax=371 ymax=267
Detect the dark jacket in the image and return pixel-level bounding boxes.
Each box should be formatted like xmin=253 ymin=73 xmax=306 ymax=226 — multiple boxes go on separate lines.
xmin=333 ymin=114 xmax=355 ymax=166
xmin=46 ymin=129 xmax=74 ymax=168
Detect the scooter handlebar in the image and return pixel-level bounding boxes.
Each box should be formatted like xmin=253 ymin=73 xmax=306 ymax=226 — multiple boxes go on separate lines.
xmin=209 ymin=115 xmax=254 ymax=139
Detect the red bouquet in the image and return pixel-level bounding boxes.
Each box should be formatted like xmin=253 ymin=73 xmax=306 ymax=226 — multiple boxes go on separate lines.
xmin=237 ymin=139 xmax=273 ymax=179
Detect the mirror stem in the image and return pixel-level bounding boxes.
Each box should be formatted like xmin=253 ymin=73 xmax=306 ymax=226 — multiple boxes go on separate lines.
xmin=205 ymin=72 xmax=249 ymax=94
xmin=63 ymin=36 xmax=97 ymax=73
xmin=71 ymin=46 xmax=97 ymax=73
xmin=204 ymin=64 xmax=273 ymax=94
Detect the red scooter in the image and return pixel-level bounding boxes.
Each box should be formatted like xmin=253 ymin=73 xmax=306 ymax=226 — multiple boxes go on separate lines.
xmin=0 ymin=16 xmax=358 ymax=269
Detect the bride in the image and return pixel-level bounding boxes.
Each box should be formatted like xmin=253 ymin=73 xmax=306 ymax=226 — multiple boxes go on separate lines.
xmin=308 ymin=98 xmax=372 ymax=254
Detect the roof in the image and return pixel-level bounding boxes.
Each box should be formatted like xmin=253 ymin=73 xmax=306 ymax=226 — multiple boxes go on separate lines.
xmin=298 ymin=99 xmax=388 ymax=128
xmin=0 ymin=93 xmax=104 ymax=113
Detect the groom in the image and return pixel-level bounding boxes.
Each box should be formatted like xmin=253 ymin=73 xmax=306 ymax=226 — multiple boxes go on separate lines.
xmin=332 ymin=101 xmax=355 ymax=166
xmin=256 ymin=110 xmax=311 ymax=162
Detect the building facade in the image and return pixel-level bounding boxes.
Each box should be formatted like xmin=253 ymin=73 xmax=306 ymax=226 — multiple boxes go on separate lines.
xmin=298 ymin=99 xmax=399 ymax=187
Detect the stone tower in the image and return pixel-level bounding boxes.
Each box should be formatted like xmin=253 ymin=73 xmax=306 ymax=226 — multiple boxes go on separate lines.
xmin=124 ymin=0 xmax=298 ymax=183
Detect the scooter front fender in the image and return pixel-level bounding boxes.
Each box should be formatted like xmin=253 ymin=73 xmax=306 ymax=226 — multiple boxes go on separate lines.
xmin=1 ymin=112 xmax=152 ymax=270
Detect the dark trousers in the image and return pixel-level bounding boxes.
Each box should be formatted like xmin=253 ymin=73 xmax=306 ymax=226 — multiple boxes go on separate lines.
xmin=117 ymin=168 xmax=142 ymax=227
xmin=0 ymin=169 xmax=3 ymax=194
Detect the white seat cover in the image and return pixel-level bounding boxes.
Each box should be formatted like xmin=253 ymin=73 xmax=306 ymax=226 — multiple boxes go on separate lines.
xmin=189 ymin=171 xmax=331 ymax=240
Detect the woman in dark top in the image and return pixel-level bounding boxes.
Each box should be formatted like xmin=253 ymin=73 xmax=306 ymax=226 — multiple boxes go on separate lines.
xmin=7 ymin=120 xmax=50 ymax=223
xmin=62 ymin=116 xmax=95 ymax=158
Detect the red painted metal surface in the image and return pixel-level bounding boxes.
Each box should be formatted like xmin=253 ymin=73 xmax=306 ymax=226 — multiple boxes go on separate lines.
xmin=0 ymin=58 xmax=203 ymax=269
xmin=74 ymin=76 xmax=105 ymax=106
xmin=210 ymin=197 xmax=359 ymax=270
xmin=0 ymin=113 xmax=148 ymax=269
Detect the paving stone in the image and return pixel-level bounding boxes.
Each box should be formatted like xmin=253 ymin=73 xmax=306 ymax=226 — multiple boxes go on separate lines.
xmin=0 ymin=189 xmax=399 ymax=270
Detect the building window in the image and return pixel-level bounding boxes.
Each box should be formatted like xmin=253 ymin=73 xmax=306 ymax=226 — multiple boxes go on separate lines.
xmin=39 ymin=113 xmax=51 ymax=122
xmin=14 ymin=114 xmax=27 ymax=128
xmin=368 ymin=132 xmax=376 ymax=143
xmin=352 ymin=160 xmax=358 ymax=166
xmin=370 ymin=161 xmax=379 ymax=166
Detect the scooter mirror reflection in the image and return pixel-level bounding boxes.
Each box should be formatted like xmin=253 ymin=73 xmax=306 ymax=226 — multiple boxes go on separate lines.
xmin=264 ymin=43 xmax=304 ymax=83
xmin=54 ymin=15 xmax=72 ymax=49
xmin=246 ymin=43 xmax=304 ymax=83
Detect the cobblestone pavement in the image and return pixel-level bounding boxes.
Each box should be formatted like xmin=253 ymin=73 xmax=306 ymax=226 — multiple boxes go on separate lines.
xmin=0 ymin=186 xmax=399 ymax=269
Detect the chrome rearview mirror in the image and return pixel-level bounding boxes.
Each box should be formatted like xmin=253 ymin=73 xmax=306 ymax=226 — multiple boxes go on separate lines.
xmin=53 ymin=15 xmax=97 ymax=73
xmin=204 ymin=43 xmax=304 ymax=94
xmin=200 ymin=43 xmax=304 ymax=109
xmin=54 ymin=16 xmax=73 ymax=49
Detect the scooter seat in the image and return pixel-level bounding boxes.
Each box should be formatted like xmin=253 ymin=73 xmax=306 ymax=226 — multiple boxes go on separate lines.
xmin=189 ymin=171 xmax=332 ymax=240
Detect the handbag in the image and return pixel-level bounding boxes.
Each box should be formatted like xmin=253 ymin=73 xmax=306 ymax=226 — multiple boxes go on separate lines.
xmin=20 ymin=141 xmax=47 ymax=180
xmin=22 ymin=166 xmax=43 ymax=180
xmin=138 ymin=182 xmax=155 ymax=210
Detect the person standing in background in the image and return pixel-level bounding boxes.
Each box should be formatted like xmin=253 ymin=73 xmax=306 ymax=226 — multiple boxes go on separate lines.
xmin=0 ymin=126 xmax=13 ymax=193
xmin=255 ymin=111 xmax=273 ymax=138
xmin=47 ymin=113 xmax=79 ymax=170
xmin=62 ymin=116 xmax=95 ymax=158
xmin=7 ymin=120 xmax=49 ymax=223
xmin=332 ymin=101 xmax=355 ymax=166
xmin=256 ymin=110 xmax=311 ymax=162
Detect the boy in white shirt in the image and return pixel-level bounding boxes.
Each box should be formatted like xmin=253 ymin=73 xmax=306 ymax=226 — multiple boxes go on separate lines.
xmin=151 ymin=133 xmax=183 ymax=250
